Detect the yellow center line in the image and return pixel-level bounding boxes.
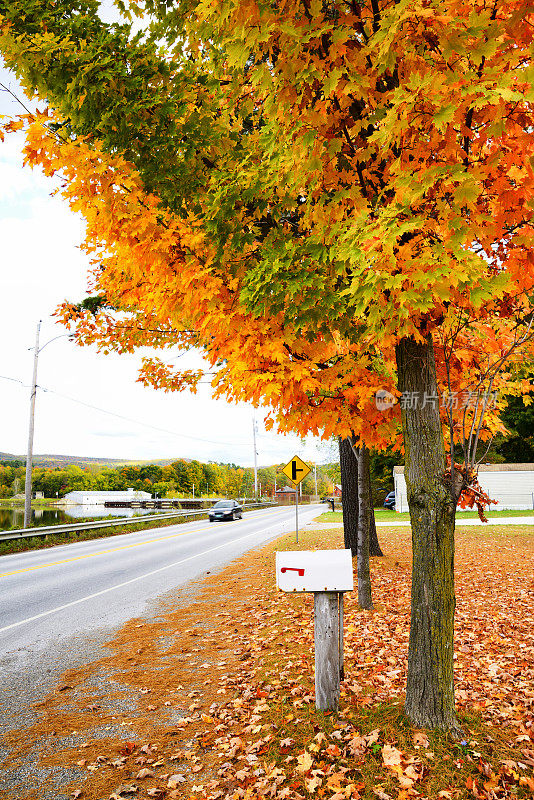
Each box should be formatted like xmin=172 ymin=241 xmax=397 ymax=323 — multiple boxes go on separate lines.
xmin=0 ymin=506 xmax=287 ymax=579
xmin=0 ymin=524 xmax=213 ymax=578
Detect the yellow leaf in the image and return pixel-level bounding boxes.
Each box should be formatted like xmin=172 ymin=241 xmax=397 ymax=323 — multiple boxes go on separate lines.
xmin=382 ymin=745 xmax=403 ymax=767
xmin=296 ymin=751 xmax=313 ymax=773
xmin=305 ymin=775 xmax=322 ymax=793
xmin=413 ymin=731 xmax=429 ymax=748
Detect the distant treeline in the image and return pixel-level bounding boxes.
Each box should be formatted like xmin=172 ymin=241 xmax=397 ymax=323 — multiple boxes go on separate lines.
xmin=0 ymin=459 xmax=336 ymax=500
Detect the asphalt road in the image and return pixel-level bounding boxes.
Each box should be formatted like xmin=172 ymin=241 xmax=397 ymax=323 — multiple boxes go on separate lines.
xmin=0 ymin=504 xmax=321 ymax=729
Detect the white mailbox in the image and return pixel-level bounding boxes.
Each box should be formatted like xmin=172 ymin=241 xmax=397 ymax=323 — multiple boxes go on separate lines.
xmin=276 ymin=549 xmax=354 ymax=593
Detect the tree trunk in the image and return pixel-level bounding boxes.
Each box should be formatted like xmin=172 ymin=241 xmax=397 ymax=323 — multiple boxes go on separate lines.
xmin=395 ymin=334 xmax=459 ymax=732
xmin=369 ymin=496 xmax=384 ymax=557
xmin=340 ymin=437 xmax=383 ymax=558
xmin=339 ymin=436 xmax=358 ymax=555
xmin=355 ymin=444 xmax=373 ymax=610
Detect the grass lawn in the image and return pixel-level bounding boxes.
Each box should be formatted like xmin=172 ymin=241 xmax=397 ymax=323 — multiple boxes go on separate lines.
xmin=318 ymin=508 xmax=534 ymax=523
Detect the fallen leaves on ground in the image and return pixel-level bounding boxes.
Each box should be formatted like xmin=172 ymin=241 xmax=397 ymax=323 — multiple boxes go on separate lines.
xmin=0 ymin=525 xmax=532 ymax=800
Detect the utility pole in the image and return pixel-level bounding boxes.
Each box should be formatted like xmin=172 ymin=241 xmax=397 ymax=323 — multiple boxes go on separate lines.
xmin=252 ymin=417 xmax=258 ymax=499
xmin=24 ymin=321 xmax=41 ymax=529
xmin=314 ymin=463 xmax=318 ymax=497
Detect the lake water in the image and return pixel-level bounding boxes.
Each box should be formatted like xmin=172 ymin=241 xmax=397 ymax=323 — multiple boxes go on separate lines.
xmin=0 ymin=505 xmax=174 ymax=532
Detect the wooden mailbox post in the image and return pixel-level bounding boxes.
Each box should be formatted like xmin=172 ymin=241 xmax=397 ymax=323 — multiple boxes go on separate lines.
xmin=276 ymin=549 xmax=354 ymax=711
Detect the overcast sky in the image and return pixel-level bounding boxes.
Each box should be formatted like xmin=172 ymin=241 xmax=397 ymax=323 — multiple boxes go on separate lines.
xmin=0 ymin=52 xmax=329 ymax=468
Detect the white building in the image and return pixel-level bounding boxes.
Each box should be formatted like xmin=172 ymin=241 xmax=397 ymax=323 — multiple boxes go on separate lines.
xmin=62 ymin=487 xmax=152 ymax=505
xmin=393 ymin=464 xmax=534 ymax=512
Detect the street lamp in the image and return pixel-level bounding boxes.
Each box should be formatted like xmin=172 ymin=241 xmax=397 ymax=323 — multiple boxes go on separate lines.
xmin=23 ymin=322 xmax=71 ymax=528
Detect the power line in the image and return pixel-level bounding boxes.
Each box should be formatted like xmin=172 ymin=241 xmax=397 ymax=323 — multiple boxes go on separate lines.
xmin=0 ymin=375 xmax=306 ymax=454
xmin=0 ymin=374 xmax=312 ymax=454
xmin=0 ymin=375 xmax=28 ymax=387
xmin=0 ymin=374 xmax=252 ymax=448
xmin=46 ymin=386 xmax=259 ymax=447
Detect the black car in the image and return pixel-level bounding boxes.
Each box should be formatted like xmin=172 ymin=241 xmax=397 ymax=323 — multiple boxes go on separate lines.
xmin=208 ymin=499 xmax=243 ymax=521
xmin=383 ymin=491 xmax=395 ymax=511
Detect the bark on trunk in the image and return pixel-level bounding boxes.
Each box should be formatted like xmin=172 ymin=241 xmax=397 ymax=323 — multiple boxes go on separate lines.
xmin=339 ymin=437 xmax=383 ymax=557
xmin=339 ymin=436 xmax=358 ymax=556
xmin=355 ymin=444 xmax=373 ymax=610
xmin=369 ymin=501 xmax=384 ymax=557
xmin=396 ymin=334 xmax=459 ymax=732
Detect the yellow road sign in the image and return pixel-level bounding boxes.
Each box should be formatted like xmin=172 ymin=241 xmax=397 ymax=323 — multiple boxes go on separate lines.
xmin=281 ymin=455 xmax=312 ymax=486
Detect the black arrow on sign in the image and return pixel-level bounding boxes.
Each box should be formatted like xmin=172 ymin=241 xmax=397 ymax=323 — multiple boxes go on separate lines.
xmin=291 ymin=460 xmax=305 ymax=481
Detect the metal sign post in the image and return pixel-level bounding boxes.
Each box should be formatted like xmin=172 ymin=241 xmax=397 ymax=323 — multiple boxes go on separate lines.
xmin=295 ymin=488 xmax=299 ymax=543
xmin=281 ymin=455 xmax=311 ymax=544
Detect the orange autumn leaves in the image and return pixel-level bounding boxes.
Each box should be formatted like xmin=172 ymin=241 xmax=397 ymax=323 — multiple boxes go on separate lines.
xmin=3 ymin=115 xmax=400 ymax=445
xmin=0 ymin=112 xmax=528 ymax=456
xmin=1 ymin=0 xmax=534 ymax=452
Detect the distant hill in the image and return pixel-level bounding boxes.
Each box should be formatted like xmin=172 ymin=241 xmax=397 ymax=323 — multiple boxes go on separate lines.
xmin=0 ymin=452 xmax=181 ymax=468
xmin=0 ymin=452 xmax=27 ymax=463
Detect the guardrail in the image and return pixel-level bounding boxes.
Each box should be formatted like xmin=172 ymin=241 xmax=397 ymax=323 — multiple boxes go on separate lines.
xmin=0 ymin=503 xmax=278 ymax=543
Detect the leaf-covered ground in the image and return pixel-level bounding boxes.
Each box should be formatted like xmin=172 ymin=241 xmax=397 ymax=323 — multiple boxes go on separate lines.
xmin=0 ymin=524 xmax=532 ymax=800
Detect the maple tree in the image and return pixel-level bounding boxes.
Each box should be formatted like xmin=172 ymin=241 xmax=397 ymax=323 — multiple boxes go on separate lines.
xmin=2 ymin=0 xmax=534 ymax=732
